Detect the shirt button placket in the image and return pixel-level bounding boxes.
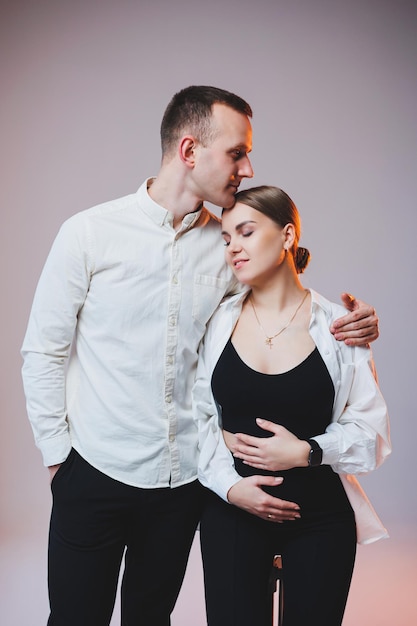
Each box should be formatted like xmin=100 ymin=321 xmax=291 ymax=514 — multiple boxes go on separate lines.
xmin=165 ymin=236 xmax=181 ymax=483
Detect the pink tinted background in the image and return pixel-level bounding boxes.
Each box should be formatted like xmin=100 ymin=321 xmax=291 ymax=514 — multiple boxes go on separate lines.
xmin=1 ymin=0 xmax=416 ymax=623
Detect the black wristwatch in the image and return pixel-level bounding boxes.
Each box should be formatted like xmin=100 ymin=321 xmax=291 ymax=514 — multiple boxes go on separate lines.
xmin=306 ymin=439 xmax=323 ymax=467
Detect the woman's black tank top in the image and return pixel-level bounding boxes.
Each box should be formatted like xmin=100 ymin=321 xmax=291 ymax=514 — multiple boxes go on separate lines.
xmin=211 ymin=340 xmax=351 ymax=513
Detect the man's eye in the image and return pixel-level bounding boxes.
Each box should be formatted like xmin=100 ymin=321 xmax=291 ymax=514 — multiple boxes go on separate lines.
xmin=242 ymin=231 xmax=253 ymax=238
xmin=223 ymin=240 xmax=230 ymax=247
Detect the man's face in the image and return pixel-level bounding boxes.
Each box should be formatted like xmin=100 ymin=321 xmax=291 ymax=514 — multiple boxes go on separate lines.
xmin=191 ymin=103 xmax=254 ymax=208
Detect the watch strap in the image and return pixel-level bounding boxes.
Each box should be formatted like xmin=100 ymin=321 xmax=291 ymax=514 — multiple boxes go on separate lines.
xmin=307 ymin=438 xmax=323 ymax=467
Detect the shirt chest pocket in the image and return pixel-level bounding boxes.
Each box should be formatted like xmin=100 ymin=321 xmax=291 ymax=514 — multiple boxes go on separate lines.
xmin=192 ymin=274 xmax=229 ymax=328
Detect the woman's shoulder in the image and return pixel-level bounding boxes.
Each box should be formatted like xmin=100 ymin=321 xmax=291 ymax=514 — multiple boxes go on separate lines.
xmin=203 ymin=291 xmax=246 ymax=349
xmin=310 ymin=289 xmax=348 ymax=322
xmin=310 ymin=288 xmax=372 ymax=362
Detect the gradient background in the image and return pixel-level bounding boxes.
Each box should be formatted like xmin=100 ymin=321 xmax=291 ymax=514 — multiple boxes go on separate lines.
xmin=1 ymin=0 xmax=416 ymax=624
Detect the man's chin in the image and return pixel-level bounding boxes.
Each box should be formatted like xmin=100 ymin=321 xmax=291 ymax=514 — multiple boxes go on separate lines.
xmin=206 ymin=189 xmax=236 ymax=210
xmin=219 ymin=191 xmax=237 ymax=209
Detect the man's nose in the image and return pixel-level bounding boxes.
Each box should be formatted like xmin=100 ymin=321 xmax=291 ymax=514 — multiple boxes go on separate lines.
xmin=238 ymin=156 xmax=254 ymax=179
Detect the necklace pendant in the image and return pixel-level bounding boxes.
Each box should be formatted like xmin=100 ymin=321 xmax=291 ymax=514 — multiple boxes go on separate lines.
xmin=250 ymin=290 xmax=309 ymax=351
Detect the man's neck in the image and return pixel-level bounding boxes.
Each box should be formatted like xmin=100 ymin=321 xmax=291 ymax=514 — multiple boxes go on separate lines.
xmin=148 ymin=169 xmax=203 ymax=223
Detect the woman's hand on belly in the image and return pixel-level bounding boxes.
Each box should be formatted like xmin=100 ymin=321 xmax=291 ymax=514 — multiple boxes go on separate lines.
xmin=229 ymin=420 xmax=310 ymax=472
xmin=227 ymin=475 xmax=301 ymax=522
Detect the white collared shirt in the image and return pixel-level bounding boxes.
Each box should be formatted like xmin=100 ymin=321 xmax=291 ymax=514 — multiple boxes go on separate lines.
xmin=21 ymin=179 xmax=236 ymax=488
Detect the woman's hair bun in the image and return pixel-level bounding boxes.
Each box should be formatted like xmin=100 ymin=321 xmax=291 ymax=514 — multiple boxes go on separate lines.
xmin=295 ymin=247 xmax=310 ymax=274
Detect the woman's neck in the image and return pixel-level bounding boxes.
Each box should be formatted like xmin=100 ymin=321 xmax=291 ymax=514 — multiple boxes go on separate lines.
xmin=249 ymin=276 xmax=306 ymax=313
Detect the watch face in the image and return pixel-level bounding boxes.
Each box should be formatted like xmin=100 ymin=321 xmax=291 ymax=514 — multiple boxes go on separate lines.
xmin=309 ymin=449 xmax=319 ymax=466
xmin=308 ymin=441 xmax=323 ymax=467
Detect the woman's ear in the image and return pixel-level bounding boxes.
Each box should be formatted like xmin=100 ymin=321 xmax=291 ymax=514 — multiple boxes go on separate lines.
xmin=283 ymin=223 xmax=296 ymax=250
xmin=179 ymin=136 xmax=197 ymax=167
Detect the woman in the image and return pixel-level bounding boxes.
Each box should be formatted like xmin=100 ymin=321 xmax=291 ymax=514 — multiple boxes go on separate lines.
xmin=193 ymin=186 xmax=391 ymax=626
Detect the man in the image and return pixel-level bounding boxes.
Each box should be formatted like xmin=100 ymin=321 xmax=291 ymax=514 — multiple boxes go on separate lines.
xmin=21 ymin=86 xmax=378 ymax=625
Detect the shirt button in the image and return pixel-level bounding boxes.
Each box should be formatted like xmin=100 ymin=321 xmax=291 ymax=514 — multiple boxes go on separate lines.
xmin=169 ymin=317 xmax=176 ymax=326
xmin=167 ymin=356 xmax=174 ymax=365
xmin=165 ymin=395 xmax=172 ymax=403
xmin=169 ymin=434 xmax=175 ymax=443
xmin=172 ymin=275 xmax=178 ymax=284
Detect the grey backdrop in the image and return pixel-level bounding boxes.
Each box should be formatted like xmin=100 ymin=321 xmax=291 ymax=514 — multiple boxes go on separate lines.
xmin=1 ymin=1 xmax=416 ymax=624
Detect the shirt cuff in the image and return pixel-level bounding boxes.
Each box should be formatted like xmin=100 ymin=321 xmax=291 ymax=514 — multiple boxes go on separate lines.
xmin=213 ymin=468 xmax=242 ymax=502
xmin=310 ymin=433 xmax=340 ymax=466
xmin=38 ymin=433 xmax=72 ymax=467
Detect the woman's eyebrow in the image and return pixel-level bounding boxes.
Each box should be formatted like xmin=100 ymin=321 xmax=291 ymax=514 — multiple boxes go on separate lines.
xmin=221 ymin=220 xmax=257 ymax=236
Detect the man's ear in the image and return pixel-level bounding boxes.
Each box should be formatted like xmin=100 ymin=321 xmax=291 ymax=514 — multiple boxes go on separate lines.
xmin=179 ymin=136 xmax=197 ymax=167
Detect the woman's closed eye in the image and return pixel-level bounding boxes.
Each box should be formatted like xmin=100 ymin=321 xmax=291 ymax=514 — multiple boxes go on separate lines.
xmin=223 ymin=230 xmax=253 ymax=246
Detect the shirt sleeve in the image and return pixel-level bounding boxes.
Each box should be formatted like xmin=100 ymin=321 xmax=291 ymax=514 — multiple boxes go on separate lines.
xmin=313 ymin=347 xmax=391 ymax=475
xmin=21 ymin=215 xmax=92 ymax=466
xmin=192 ymin=335 xmax=241 ymax=502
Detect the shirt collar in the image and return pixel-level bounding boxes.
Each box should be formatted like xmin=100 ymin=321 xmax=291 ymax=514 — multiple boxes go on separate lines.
xmin=136 ymin=177 xmax=203 ymax=229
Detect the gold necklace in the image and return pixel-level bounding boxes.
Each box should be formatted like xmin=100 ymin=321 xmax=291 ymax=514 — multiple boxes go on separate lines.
xmin=249 ymin=290 xmax=309 ymax=349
